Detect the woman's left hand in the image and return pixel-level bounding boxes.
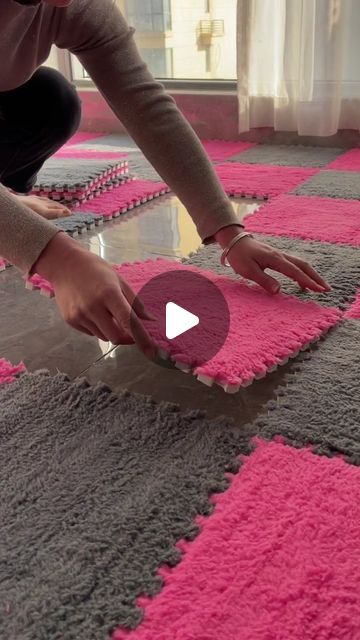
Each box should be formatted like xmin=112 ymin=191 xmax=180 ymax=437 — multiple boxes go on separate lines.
xmin=215 ymin=227 xmax=331 ymax=294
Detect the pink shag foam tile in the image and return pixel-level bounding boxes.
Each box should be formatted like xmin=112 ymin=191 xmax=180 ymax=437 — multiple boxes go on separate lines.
xmin=0 ymin=257 xmax=9 ymax=271
xmin=26 ymin=274 xmax=55 ymax=298
xmin=79 ymin=180 xmax=170 ymax=218
xmin=201 ymin=140 xmax=256 ymax=162
xmin=215 ymin=163 xmax=318 ymax=198
xmin=26 ymin=259 xmax=340 ymax=390
xmin=113 ymin=439 xmax=360 ymax=640
xmin=55 ymin=149 xmax=127 ymax=160
xmin=116 ymin=259 xmax=340 ymax=389
xmin=61 ymin=132 xmax=104 ymax=149
xmin=345 ymin=292 xmax=360 ymax=319
xmin=0 ymin=359 xmax=25 ymax=385
xmin=327 ymin=148 xmax=360 ymax=171
xmin=245 ymin=194 xmax=360 ymax=246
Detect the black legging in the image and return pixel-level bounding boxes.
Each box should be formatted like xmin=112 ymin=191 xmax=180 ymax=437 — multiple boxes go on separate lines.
xmin=0 ymin=67 xmax=81 ymax=193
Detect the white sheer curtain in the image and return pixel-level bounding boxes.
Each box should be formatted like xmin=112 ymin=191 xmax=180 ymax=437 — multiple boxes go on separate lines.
xmin=237 ymin=0 xmax=360 ymax=135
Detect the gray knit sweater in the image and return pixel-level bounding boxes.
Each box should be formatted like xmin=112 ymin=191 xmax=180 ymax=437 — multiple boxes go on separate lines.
xmin=0 ymin=0 xmax=239 ymax=273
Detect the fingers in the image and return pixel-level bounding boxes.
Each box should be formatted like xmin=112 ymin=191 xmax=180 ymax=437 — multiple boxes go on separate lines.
xmin=67 ymin=310 xmax=133 ymax=344
xmin=80 ymin=320 xmax=108 ymax=342
xmin=107 ymin=293 xmax=156 ymax=360
xmin=129 ymin=309 xmax=157 ymax=360
xmin=270 ymin=255 xmax=328 ymax=292
xmin=50 ymin=209 xmax=70 ymax=219
xmin=59 ymin=208 xmax=71 ymax=218
xmin=73 ymin=324 xmax=93 ymax=337
xmin=96 ymin=308 xmax=135 ymax=346
xmin=59 ymin=264 xmax=155 ymax=355
xmin=49 ymin=204 xmax=71 ymax=218
xmin=284 ymin=254 xmax=331 ymax=291
xmin=228 ymin=238 xmax=329 ymax=295
xmin=120 ymin=278 xmax=156 ymax=321
xmin=80 ymin=305 xmax=155 ymax=358
xmin=38 ymin=196 xmax=71 ymax=217
xmin=119 ymin=280 xmax=158 ymax=358
xmin=43 ymin=206 xmax=71 ymax=220
xmin=59 ymin=204 xmax=71 ymax=217
xmin=246 ymin=263 xmax=281 ymax=294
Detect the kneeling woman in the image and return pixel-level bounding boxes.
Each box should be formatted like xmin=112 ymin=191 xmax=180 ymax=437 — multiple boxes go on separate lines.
xmin=0 ymin=0 xmax=329 ymax=356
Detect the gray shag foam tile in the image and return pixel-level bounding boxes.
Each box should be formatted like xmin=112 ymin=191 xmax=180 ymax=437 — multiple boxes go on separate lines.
xmin=53 ymin=217 xmax=85 ymax=234
xmin=293 ymin=170 xmax=360 ymax=199
xmin=183 ymin=237 xmax=360 ymax=311
xmin=74 ymin=212 xmax=103 ymax=224
xmin=35 ymin=158 xmax=124 ymax=189
xmin=76 ymin=136 xmax=167 ymax=181
xmin=252 ymin=320 xmax=360 ymax=463
xmin=77 ymin=134 xmax=140 ymax=151
xmin=0 ymin=371 xmax=250 ymax=640
xmin=53 ymin=212 xmax=102 ymax=234
xmin=127 ymin=152 xmax=163 ymax=182
xmin=229 ymin=144 xmax=343 ymax=167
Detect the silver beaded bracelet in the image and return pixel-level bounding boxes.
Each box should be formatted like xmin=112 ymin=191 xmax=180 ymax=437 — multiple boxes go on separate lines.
xmin=220 ymin=231 xmax=254 ymax=267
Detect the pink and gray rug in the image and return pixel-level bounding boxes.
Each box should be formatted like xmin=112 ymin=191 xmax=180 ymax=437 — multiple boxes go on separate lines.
xmin=2 ymin=134 xmax=360 ymax=639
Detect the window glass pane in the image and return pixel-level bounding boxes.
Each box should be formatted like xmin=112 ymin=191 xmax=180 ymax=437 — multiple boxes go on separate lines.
xmin=152 ymin=0 xmax=163 ymax=13
xmin=124 ymin=0 xmax=236 ymax=79
xmin=71 ymin=0 xmax=236 ymax=81
xmin=140 ymin=48 xmax=173 ymax=78
xmin=153 ymin=14 xmax=165 ymax=31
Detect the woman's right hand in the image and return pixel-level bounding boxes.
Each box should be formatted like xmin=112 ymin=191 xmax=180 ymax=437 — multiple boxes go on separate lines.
xmin=34 ymin=233 xmax=157 ymax=359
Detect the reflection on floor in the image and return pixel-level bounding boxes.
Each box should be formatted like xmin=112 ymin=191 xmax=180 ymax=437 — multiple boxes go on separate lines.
xmin=0 ymin=194 xmax=285 ymax=426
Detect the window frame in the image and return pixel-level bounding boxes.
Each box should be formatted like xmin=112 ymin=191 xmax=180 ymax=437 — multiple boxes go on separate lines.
xmin=125 ymin=0 xmax=172 ymax=33
xmin=58 ymin=50 xmax=237 ymax=93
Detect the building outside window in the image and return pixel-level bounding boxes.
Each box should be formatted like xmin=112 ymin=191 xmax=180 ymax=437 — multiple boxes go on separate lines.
xmin=71 ymin=0 xmax=236 ymax=82
xmin=140 ymin=48 xmax=174 ymax=78
xmin=125 ymin=0 xmax=172 ymax=32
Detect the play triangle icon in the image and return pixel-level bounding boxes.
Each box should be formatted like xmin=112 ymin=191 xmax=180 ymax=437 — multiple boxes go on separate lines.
xmin=166 ymin=302 xmax=199 ymax=340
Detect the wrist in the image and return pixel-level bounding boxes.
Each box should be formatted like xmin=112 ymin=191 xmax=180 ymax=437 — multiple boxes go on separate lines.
xmin=33 ymin=232 xmax=86 ymax=282
xmin=214 ymin=224 xmax=245 ymax=249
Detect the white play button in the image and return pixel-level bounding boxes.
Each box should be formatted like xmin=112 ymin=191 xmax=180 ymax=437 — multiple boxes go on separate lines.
xmin=165 ymin=302 xmax=199 ymax=340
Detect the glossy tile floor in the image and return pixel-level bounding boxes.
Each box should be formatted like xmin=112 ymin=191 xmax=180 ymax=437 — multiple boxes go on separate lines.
xmin=1 ymin=195 xmax=294 ymax=429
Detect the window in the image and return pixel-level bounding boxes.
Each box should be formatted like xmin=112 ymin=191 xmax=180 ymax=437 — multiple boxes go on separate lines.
xmin=205 ymin=48 xmax=211 ymax=73
xmin=125 ymin=0 xmax=172 ymax=32
xmin=140 ymin=48 xmax=174 ymax=78
xmin=126 ymin=0 xmax=236 ymax=80
xmin=71 ymin=0 xmax=236 ymax=82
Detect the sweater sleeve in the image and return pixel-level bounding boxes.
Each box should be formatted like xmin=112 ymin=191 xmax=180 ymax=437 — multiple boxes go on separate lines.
xmin=0 ymin=185 xmax=59 ymax=274
xmin=56 ymin=0 xmax=241 ymax=243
